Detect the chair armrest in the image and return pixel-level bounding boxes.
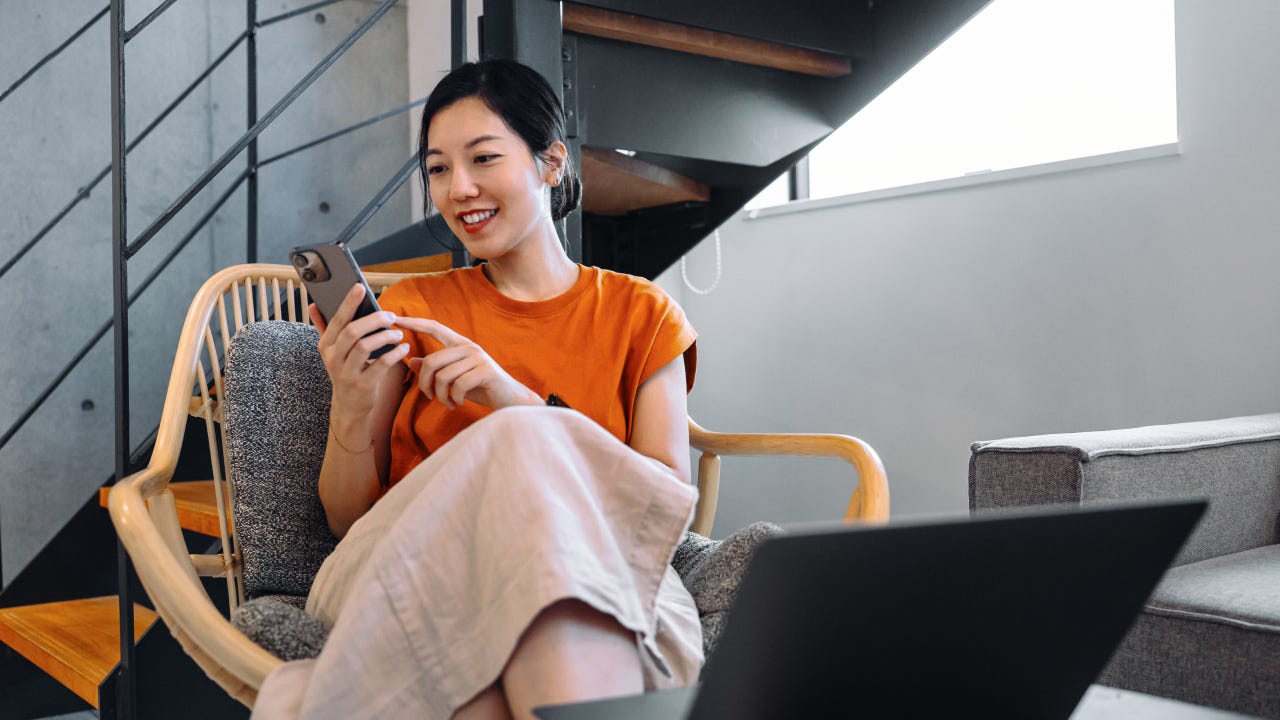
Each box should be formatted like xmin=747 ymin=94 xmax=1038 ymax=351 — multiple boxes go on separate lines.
xmin=687 ymin=417 xmax=888 ymax=535
xmin=109 ymin=466 xmax=281 ymax=705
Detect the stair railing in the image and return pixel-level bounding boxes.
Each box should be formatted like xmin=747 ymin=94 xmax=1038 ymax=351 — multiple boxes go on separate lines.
xmin=1 ymin=0 xmax=441 ymax=716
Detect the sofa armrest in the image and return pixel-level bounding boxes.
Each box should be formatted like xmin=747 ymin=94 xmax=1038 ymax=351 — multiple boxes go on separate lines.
xmin=970 ymin=414 xmax=1280 ymax=565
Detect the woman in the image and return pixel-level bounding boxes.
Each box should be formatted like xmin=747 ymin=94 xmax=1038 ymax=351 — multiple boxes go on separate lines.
xmin=255 ymin=60 xmax=702 ymax=720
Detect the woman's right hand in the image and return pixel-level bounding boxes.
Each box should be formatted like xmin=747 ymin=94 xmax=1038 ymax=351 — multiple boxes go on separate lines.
xmin=309 ymin=284 xmax=411 ymax=420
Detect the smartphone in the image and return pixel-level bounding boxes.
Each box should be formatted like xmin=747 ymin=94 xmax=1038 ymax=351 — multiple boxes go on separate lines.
xmin=289 ymin=242 xmax=396 ymax=360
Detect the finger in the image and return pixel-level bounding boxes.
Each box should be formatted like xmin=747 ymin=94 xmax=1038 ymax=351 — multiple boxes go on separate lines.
xmin=419 ymin=345 xmax=472 ymax=375
xmin=342 ymin=328 xmax=405 ymax=374
xmin=393 ymin=316 xmax=469 ymax=348
xmin=419 ymin=347 xmax=474 ymax=405
xmin=342 ymin=309 xmax=398 ymax=346
xmin=307 ymin=303 xmax=328 ymax=336
xmin=435 ymin=356 xmax=479 ymax=410
xmin=450 ymin=367 xmax=487 ymax=408
xmin=368 ymin=342 xmax=411 ymax=371
xmin=327 ymin=284 xmax=368 ymax=337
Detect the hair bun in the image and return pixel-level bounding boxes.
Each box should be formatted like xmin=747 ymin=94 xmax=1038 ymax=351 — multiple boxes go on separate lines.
xmin=552 ymin=173 xmax=582 ymax=221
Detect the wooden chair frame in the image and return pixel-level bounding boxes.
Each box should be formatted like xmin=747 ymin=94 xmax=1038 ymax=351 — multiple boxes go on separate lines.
xmin=108 ymin=263 xmax=888 ymax=706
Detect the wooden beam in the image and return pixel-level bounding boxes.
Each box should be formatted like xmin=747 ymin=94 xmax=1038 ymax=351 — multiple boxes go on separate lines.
xmin=563 ymin=3 xmax=851 ymax=78
xmin=581 ymin=147 xmax=710 ymax=216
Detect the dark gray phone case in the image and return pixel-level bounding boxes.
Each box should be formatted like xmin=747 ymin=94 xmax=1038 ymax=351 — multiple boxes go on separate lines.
xmin=288 ymin=242 xmax=394 ymax=359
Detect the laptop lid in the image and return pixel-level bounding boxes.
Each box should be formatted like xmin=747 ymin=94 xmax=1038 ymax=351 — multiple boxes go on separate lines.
xmin=536 ymin=499 xmax=1204 ymax=720
xmin=691 ymin=499 xmax=1205 ymax=719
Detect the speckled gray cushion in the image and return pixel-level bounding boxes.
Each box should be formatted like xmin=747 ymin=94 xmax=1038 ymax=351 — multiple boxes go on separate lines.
xmin=223 ymin=321 xmax=338 ymax=600
xmin=222 ymin=322 xmax=339 ymax=660
xmin=672 ymin=521 xmax=785 ymax=663
xmin=231 ymin=595 xmax=331 ymax=662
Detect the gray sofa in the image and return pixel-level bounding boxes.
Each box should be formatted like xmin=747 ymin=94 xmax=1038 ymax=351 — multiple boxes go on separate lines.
xmin=969 ymin=413 xmax=1280 ymax=719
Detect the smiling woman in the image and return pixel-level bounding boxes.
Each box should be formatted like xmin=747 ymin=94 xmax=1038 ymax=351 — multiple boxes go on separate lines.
xmin=253 ymin=60 xmax=706 ymax=720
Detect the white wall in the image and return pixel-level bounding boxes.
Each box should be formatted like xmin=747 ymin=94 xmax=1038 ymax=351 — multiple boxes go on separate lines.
xmin=661 ymin=0 xmax=1280 ymax=537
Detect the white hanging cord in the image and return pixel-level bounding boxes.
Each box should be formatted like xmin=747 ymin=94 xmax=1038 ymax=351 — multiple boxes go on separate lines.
xmin=681 ymin=228 xmax=722 ymax=295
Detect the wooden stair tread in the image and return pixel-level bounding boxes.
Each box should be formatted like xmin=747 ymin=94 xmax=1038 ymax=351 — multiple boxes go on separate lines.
xmin=101 ymin=480 xmax=229 ymax=537
xmin=581 ymin=147 xmax=711 ymax=216
xmin=0 ymin=596 xmax=157 ymax=707
xmin=363 ymin=253 xmax=452 ymax=274
xmin=563 ymin=3 xmax=851 ymax=78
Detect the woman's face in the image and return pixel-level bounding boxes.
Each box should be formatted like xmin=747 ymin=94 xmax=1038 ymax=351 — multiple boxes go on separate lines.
xmin=424 ymin=96 xmax=557 ymax=260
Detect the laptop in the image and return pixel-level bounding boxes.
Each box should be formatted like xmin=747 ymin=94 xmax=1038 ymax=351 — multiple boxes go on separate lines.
xmin=535 ymin=499 xmax=1206 ymax=720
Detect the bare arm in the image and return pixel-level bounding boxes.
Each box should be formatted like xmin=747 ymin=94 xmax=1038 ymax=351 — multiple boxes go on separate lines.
xmin=318 ymin=362 xmax=405 ymax=538
xmin=310 ymin=286 xmax=412 ymax=538
xmin=629 ymin=356 xmax=691 ymax=483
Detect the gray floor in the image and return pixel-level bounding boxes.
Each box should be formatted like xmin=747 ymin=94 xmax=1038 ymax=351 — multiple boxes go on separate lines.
xmin=39 ymin=713 xmax=96 ymax=719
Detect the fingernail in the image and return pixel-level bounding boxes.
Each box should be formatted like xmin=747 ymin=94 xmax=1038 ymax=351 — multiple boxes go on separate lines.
xmin=383 ymin=312 xmax=396 ymax=322
xmin=389 ymin=330 xmax=403 ymax=339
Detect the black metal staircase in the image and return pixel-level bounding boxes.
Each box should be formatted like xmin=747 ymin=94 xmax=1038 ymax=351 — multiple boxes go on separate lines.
xmin=0 ymin=1 xmax=988 ymax=717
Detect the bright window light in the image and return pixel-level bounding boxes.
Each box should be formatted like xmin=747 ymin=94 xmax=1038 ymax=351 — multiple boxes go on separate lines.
xmin=804 ymin=0 xmax=1177 ymax=201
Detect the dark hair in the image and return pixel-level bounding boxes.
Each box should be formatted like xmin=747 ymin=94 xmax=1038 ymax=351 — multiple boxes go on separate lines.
xmin=418 ymin=59 xmax=581 ymax=222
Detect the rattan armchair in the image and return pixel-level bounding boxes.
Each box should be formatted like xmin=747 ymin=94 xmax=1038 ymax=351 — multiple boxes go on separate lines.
xmin=107 ymin=262 xmax=889 ymax=706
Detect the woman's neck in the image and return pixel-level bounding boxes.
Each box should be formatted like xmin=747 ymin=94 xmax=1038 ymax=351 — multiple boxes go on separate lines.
xmin=481 ymin=222 xmax=579 ymax=301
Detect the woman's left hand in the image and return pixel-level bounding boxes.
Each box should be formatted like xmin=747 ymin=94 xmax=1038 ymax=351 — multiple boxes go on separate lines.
xmin=395 ymin=317 xmax=541 ymax=411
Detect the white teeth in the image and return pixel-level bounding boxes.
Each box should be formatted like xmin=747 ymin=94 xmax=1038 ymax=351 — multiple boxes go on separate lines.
xmin=462 ymin=210 xmax=496 ymax=224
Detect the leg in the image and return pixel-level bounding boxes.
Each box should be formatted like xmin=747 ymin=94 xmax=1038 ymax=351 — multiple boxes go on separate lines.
xmin=453 ymin=682 xmax=514 ymax=720
xmin=502 ymin=599 xmax=645 ymax=720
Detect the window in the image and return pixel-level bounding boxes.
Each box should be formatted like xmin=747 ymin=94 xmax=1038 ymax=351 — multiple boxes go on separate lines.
xmin=749 ymin=0 xmax=1176 ymax=208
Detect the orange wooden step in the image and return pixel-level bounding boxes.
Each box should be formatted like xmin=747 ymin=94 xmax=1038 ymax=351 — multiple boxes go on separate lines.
xmin=363 ymin=252 xmax=453 ymax=274
xmin=563 ymin=3 xmax=852 ymax=78
xmin=0 ymin=596 xmax=157 ymax=707
xmin=101 ymin=480 xmax=229 ymax=537
xmin=581 ymin=147 xmax=711 ymax=216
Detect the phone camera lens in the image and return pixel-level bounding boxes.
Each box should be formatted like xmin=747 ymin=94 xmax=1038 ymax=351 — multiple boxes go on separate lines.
xmin=292 ymin=254 xmax=308 ymax=268
xmin=302 ymin=269 xmax=316 ymax=282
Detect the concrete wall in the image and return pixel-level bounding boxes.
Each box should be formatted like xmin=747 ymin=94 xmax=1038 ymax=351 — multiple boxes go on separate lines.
xmin=661 ymin=0 xmax=1280 ymax=537
xmin=0 ymin=0 xmax=412 ymax=585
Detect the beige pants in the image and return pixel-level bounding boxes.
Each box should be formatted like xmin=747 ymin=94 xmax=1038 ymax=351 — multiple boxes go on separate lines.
xmin=253 ymin=406 xmax=703 ymax=719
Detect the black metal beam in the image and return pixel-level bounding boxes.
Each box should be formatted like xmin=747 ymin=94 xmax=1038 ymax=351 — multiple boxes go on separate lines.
xmin=452 ymin=0 xmax=468 ymax=69
xmin=247 ymin=0 xmax=259 ymax=263
xmin=127 ymin=0 xmax=401 ymax=259
xmin=258 ymin=95 xmax=428 ymax=169
xmin=108 ymin=0 xmax=136 ymax=715
xmin=0 ymin=5 xmax=109 ymax=105
xmin=335 ymin=155 xmax=418 ymax=245
xmin=124 ymin=0 xmax=181 ymax=42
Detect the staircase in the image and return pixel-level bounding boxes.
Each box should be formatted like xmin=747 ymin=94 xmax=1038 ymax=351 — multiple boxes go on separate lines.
xmin=0 ymin=1 xmax=987 ymax=717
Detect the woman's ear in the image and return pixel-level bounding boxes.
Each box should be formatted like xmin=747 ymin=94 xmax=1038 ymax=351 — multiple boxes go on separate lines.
xmin=541 ymin=140 xmax=568 ymax=186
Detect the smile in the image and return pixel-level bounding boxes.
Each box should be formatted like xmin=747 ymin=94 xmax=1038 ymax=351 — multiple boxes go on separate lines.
xmin=460 ymin=209 xmax=497 ymax=225
xmin=458 ymin=209 xmax=498 ymax=235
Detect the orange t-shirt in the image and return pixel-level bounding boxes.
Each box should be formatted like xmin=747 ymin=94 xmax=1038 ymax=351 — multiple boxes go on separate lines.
xmin=377 ymin=264 xmax=697 ymax=487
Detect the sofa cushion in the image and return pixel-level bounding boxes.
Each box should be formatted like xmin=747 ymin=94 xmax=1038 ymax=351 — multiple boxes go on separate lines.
xmin=1146 ymin=544 xmax=1280 ymax=632
xmin=1100 ymin=545 xmax=1280 ymax=718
